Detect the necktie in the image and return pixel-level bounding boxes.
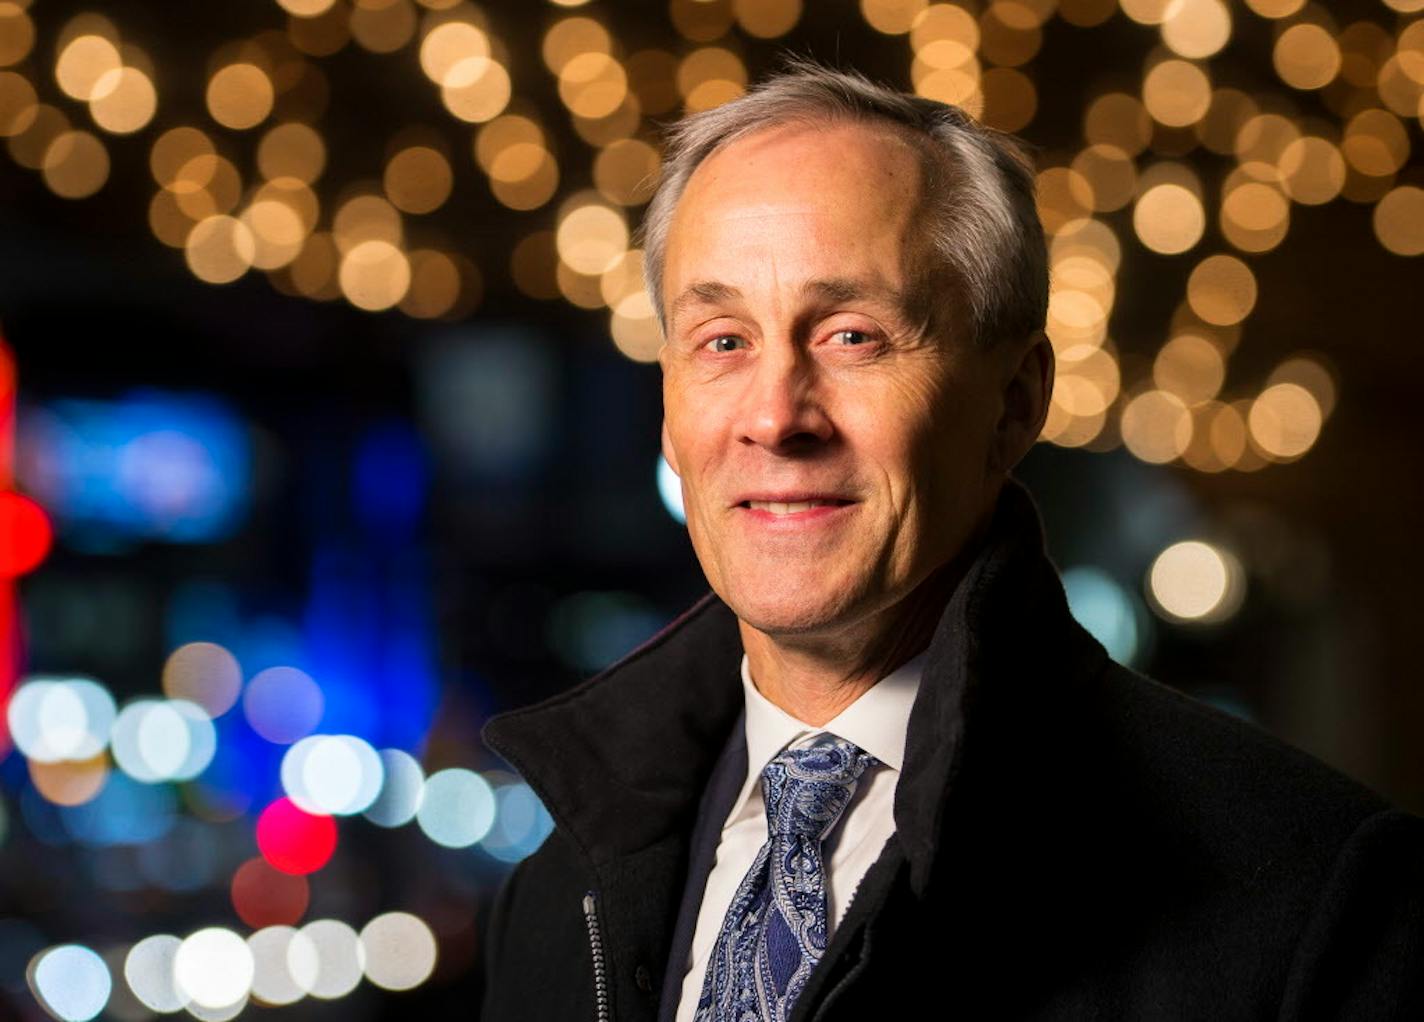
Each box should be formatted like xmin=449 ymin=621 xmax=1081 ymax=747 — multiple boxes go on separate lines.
xmin=694 ymin=734 xmax=878 ymax=1022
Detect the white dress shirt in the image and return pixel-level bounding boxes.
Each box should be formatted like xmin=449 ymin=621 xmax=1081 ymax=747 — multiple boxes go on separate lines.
xmin=674 ymin=650 xmax=925 ymax=1022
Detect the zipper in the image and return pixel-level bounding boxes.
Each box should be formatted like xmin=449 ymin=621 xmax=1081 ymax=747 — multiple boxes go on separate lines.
xmin=582 ymin=890 xmax=611 ymax=1022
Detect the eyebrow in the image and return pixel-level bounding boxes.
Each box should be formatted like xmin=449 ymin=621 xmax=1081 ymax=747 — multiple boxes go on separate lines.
xmin=668 ymin=276 xmax=908 ymax=325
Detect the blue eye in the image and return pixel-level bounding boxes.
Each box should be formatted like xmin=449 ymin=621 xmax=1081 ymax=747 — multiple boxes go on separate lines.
xmin=833 ymin=329 xmax=871 ymax=345
xmin=708 ymin=335 xmax=746 ymax=353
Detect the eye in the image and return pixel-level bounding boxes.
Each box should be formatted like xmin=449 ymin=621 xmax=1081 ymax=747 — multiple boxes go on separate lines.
xmin=707 ymin=335 xmax=747 ymax=353
xmin=831 ymin=328 xmax=873 ymax=346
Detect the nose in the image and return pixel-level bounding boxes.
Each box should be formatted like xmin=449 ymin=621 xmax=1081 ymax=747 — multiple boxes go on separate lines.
xmin=736 ymin=342 xmax=833 ymax=453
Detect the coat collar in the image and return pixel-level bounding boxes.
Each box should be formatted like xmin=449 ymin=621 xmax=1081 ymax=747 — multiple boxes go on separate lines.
xmin=482 ymin=479 xmax=1106 ymax=892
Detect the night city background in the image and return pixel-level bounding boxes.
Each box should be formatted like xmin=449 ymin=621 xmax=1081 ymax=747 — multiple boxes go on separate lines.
xmin=1 ymin=0 xmax=1423 ymax=1017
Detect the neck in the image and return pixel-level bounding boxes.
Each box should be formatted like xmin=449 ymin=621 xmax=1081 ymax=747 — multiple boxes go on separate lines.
xmin=739 ymin=558 xmax=963 ymax=726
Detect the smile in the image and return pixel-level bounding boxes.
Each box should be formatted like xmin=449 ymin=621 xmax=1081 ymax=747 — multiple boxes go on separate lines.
xmin=741 ymin=499 xmax=852 ymax=515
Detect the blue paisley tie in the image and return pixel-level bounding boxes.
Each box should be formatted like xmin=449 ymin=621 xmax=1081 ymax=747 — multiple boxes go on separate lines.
xmin=694 ymin=734 xmax=878 ymax=1022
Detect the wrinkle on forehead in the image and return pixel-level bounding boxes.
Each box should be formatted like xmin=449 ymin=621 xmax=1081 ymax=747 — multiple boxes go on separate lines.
xmin=663 ymin=122 xmax=929 ymax=311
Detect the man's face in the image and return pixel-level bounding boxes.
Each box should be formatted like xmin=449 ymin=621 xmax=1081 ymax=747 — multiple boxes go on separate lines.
xmin=658 ymin=121 xmax=1010 ymax=639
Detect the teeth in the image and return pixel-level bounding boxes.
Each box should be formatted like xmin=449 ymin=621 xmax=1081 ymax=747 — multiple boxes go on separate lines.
xmin=747 ymin=499 xmax=839 ymax=514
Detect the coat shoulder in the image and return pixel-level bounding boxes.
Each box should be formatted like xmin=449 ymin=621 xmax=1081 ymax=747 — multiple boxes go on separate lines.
xmin=1092 ymin=660 xmax=1391 ymax=882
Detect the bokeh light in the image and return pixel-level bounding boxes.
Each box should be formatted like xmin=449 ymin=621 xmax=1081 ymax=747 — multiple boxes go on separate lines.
xmin=1148 ymin=540 xmax=1245 ymax=623
xmin=56 ymin=34 xmax=121 ymax=102
xmin=247 ymin=926 xmax=313 ymax=1007
xmin=1142 ymin=59 xmax=1211 ymax=127
xmin=1186 ymin=254 xmax=1256 ymax=325
xmin=30 ymin=944 xmax=111 ymax=1022
xmin=173 ymin=928 xmax=252 ymax=1011
xmin=88 ymin=66 xmax=157 ymax=135
xmin=257 ymin=122 xmax=326 ymax=183
xmin=231 ymin=856 xmax=310 ymax=929
xmin=657 ymin=454 xmax=686 ymax=524
xmin=1154 ymin=333 xmax=1225 ymax=405
xmin=415 ymin=768 xmax=495 ymax=848
xmin=1121 ymin=389 xmax=1193 ymax=463
xmin=384 ymin=144 xmax=453 ymax=214
xmin=161 ymin=642 xmax=241 ymax=717
xmin=300 ymin=919 xmax=364 ymax=999
xmin=1374 ymin=186 xmax=1424 ymax=255
xmin=41 ymin=130 xmax=109 ymax=198
xmin=1160 ymin=0 xmax=1231 ymax=60
xmin=1267 ymin=355 xmax=1337 ymax=418
xmin=359 ymin=912 xmax=437 ymax=991
xmin=185 ymin=215 xmax=256 ymax=285
xmin=363 ymin=748 xmax=424 ymax=827
xmin=480 ymin=781 xmax=555 ymax=862
xmin=255 ymin=797 xmax=337 ymax=875
xmin=1134 ymin=177 xmax=1206 ymax=254
xmin=556 ymin=198 xmax=629 ymax=275
xmin=206 ymin=64 xmax=274 ymax=131
xmin=0 ymin=4 xmax=35 ymax=67
xmin=1249 ymin=382 xmax=1322 ymax=460
xmin=110 ymin=698 xmax=216 ymax=783
xmin=1273 ymin=23 xmax=1340 ymax=90
xmin=281 ymin=733 xmax=384 ymax=815
xmin=1063 ymin=567 xmax=1142 ymax=665
xmin=8 ymin=676 xmax=115 ymax=763
xmin=862 ymin=0 xmax=928 ymax=35
xmin=733 ymin=0 xmax=801 ymax=37
xmin=339 ymin=239 xmax=411 ymax=311
xmin=30 ymin=754 xmax=109 ymax=806
xmin=124 ymin=935 xmax=186 ymax=1014
xmin=243 ymin=665 xmax=324 ymax=744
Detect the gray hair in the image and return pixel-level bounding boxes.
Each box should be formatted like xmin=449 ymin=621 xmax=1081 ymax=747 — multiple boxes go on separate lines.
xmin=640 ymin=59 xmax=1047 ymax=350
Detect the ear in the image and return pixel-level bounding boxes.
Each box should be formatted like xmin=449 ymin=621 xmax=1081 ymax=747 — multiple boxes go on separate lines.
xmin=991 ymin=331 xmax=1054 ymax=474
xmin=661 ymin=418 xmax=681 ymax=477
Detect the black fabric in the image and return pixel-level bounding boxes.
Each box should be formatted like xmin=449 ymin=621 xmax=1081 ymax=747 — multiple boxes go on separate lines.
xmin=656 ymin=712 xmax=748 ymax=1022
xmin=479 ymin=481 xmax=1424 ymax=1021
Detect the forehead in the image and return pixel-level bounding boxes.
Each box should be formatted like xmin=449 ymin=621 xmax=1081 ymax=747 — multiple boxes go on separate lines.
xmin=662 ymin=121 xmax=927 ymax=306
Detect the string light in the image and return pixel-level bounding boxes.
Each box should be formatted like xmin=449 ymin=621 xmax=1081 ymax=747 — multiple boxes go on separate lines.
xmin=0 ymin=0 xmax=1409 ymax=480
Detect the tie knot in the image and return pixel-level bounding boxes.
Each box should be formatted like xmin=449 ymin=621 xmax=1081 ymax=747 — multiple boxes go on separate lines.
xmin=760 ymin=735 xmax=877 ymax=841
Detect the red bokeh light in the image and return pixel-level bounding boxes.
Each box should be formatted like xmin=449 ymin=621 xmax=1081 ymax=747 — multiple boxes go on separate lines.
xmin=256 ymin=797 xmax=338 ymax=876
xmin=231 ymin=855 xmax=311 ymax=928
xmin=0 ymin=493 xmax=52 ymax=578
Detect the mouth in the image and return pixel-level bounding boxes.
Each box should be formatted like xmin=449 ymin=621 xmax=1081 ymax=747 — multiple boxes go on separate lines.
xmin=735 ymin=497 xmax=855 ymax=517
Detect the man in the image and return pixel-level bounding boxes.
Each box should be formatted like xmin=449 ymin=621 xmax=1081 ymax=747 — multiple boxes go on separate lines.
xmin=480 ymin=62 xmax=1424 ymax=1021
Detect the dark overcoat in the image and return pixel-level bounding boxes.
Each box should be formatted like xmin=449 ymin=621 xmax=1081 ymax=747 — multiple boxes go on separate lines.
xmin=480 ymin=483 xmax=1424 ymax=1021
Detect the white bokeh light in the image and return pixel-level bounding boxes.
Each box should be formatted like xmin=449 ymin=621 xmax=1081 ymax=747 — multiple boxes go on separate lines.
xmin=299 ymin=919 xmax=364 ymax=1000
xmin=173 ymin=928 xmax=254 ymax=1010
xmin=124 ymin=934 xmax=186 ymax=1013
xmin=416 ymin=768 xmax=496 ymax=848
xmin=111 ymin=700 xmax=217 ymax=783
xmin=9 ymin=677 xmax=116 ymax=763
xmin=248 ymin=926 xmax=313 ymax=1007
xmin=185 ymin=995 xmax=248 ymax=1020
xmin=1148 ymin=540 xmax=1245 ymax=623
xmin=172 ymin=701 xmax=217 ymax=780
xmin=363 ymin=749 xmax=425 ymax=827
xmin=30 ymin=944 xmax=112 ymax=1022
xmin=360 ymin=912 xmax=437 ymax=991
xmin=281 ymin=734 xmax=385 ymax=815
xmin=481 ymin=782 xmax=555 ymax=863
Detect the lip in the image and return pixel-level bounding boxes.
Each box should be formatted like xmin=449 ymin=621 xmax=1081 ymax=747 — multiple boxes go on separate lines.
xmin=729 ymin=492 xmax=855 ymax=507
xmin=730 ymin=493 xmax=857 ymax=527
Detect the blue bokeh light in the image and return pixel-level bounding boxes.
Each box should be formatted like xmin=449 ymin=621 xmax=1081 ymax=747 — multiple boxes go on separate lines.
xmin=19 ymin=390 xmax=251 ymax=549
xmin=657 ymin=455 xmax=685 ymax=524
xmin=1062 ymin=566 xmax=1145 ymax=667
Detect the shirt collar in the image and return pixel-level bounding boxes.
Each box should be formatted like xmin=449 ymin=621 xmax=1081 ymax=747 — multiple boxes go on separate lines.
xmin=730 ymin=649 xmax=926 ymax=825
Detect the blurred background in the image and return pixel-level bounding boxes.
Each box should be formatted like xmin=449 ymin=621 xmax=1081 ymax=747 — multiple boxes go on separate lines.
xmin=0 ymin=0 xmax=1422 ymax=1017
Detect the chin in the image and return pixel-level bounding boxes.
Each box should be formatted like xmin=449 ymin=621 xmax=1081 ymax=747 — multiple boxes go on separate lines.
xmin=716 ymin=572 xmax=866 ymax=639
